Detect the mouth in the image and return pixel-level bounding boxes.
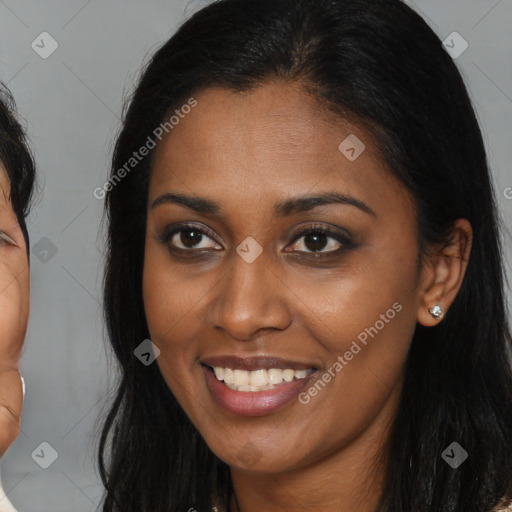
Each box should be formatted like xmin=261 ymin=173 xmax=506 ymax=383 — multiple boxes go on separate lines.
xmin=203 ymin=365 xmax=314 ymax=392
xmin=200 ymin=356 xmax=319 ymax=416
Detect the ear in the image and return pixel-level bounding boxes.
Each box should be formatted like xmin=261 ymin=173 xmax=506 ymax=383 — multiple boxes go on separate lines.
xmin=417 ymin=218 xmax=472 ymax=327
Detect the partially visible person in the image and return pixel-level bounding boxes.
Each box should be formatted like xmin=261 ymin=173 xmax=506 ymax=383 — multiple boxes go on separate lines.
xmin=0 ymin=82 xmax=36 ymax=511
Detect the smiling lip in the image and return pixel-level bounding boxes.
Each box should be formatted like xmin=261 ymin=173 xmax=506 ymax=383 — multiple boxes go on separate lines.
xmin=201 ymin=356 xmax=318 ymax=416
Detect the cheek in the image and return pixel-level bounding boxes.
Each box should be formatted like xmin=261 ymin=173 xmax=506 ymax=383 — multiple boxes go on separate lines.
xmin=288 ymin=238 xmax=419 ymax=415
xmin=142 ymin=243 xmax=214 ymax=395
xmin=143 ymin=243 xmax=204 ymax=340
xmin=289 ymin=238 xmax=419 ymax=353
xmin=282 ymin=259 xmax=419 ymax=463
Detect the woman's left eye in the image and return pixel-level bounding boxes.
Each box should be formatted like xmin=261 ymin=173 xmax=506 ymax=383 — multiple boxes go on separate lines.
xmin=285 ymin=225 xmax=349 ymax=254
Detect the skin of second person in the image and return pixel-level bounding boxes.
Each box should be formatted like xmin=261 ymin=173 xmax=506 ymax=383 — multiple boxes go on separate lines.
xmin=0 ymin=164 xmax=28 ymax=458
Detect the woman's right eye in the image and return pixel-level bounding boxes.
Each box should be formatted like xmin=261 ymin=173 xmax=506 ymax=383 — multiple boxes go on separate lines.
xmin=160 ymin=223 xmax=222 ymax=252
xmin=169 ymin=228 xmax=221 ymax=250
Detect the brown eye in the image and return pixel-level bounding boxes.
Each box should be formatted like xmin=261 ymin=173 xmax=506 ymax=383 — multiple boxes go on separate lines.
xmin=302 ymin=232 xmax=331 ymax=252
xmin=176 ymin=228 xmax=206 ymax=249
xmin=160 ymin=223 xmax=222 ymax=251
xmin=286 ymin=225 xmax=350 ymax=254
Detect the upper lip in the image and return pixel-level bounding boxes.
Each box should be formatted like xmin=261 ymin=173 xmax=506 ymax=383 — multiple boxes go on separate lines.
xmin=201 ymin=355 xmax=317 ymax=372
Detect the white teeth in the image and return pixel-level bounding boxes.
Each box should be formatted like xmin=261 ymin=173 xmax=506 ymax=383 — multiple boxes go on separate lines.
xmin=236 ymin=384 xmax=259 ymax=392
xmin=283 ymin=369 xmax=294 ymax=382
xmin=224 ymin=368 xmax=234 ymax=385
xmin=268 ymin=368 xmax=283 ymax=385
xmin=211 ymin=366 xmax=313 ymax=392
xmin=233 ymin=369 xmax=249 ymax=386
xmin=249 ymin=369 xmax=267 ymax=386
xmin=294 ymin=369 xmax=308 ymax=379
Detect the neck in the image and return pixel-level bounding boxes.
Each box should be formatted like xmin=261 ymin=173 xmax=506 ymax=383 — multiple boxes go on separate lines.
xmin=229 ymin=384 xmax=400 ymax=512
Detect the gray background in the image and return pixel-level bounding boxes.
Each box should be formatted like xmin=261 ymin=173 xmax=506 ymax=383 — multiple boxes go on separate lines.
xmin=0 ymin=0 xmax=510 ymax=510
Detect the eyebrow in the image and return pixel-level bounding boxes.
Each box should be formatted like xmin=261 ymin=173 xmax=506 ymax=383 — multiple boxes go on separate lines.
xmin=151 ymin=191 xmax=376 ymax=217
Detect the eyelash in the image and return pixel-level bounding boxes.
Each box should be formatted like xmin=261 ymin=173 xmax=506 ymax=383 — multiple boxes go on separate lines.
xmin=157 ymin=222 xmax=354 ymax=260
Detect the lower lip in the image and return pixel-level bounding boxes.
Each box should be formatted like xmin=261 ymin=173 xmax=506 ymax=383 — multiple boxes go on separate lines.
xmin=202 ymin=365 xmax=317 ymax=417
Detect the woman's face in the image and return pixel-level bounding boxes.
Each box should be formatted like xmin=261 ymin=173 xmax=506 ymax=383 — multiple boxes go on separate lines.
xmin=0 ymin=164 xmax=29 ymax=456
xmin=143 ymin=82 xmax=424 ymax=474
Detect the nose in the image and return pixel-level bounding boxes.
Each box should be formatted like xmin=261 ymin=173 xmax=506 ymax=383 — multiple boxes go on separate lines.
xmin=207 ymin=249 xmax=292 ymax=341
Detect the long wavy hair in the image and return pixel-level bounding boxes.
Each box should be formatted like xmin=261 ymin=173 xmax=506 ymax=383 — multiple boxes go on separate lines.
xmin=99 ymin=0 xmax=512 ymax=510
xmin=0 ymin=83 xmax=36 ymax=252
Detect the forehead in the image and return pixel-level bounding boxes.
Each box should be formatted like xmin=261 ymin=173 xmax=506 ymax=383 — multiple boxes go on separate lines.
xmin=154 ymin=82 xmax=374 ymax=160
xmin=149 ymin=82 xmax=409 ymax=217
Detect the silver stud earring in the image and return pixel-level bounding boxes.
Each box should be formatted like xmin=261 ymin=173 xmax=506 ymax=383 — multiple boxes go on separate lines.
xmin=429 ymin=305 xmax=443 ymax=320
